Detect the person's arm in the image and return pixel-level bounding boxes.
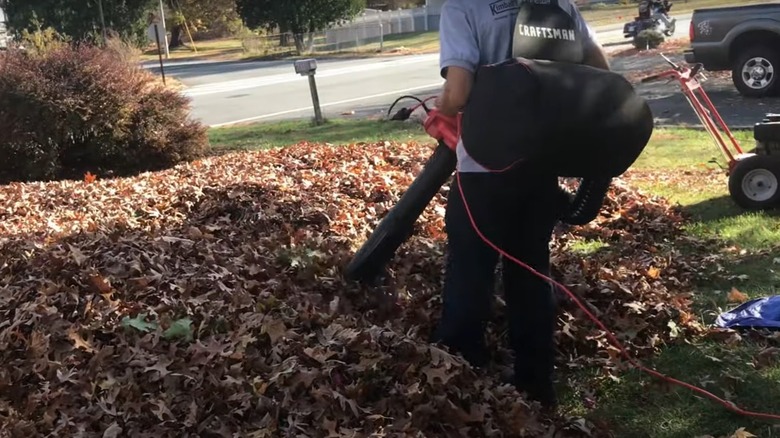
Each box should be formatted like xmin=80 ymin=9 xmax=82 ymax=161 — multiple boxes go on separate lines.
xmin=438 ymin=66 xmax=473 ymax=117
xmin=583 ymin=40 xmax=610 ymax=70
xmin=436 ymin=2 xmax=479 ymax=117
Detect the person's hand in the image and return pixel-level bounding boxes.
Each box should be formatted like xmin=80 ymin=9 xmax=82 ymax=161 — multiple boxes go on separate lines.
xmin=424 ymin=109 xmax=461 ymax=151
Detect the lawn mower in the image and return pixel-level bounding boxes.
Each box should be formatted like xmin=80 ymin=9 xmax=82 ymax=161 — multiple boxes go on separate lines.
xmin=641 ymin=54 xmax=780 ymax=210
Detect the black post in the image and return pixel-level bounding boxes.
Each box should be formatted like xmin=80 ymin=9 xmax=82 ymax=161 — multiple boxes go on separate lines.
xmin=153 ymin=24 xmax=167 ymax=86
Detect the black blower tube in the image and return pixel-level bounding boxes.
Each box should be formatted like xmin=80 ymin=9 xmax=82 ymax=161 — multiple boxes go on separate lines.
xmin=345 ymin=142 xmax=456 ymax=283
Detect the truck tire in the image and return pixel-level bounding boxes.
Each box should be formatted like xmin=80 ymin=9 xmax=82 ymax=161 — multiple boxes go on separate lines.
xmin=345 ymin=142 xmax=456 ymax=283
xmin=732 ymin=46 xmax=780 ymax=98
xmin=728 ymin=154 xmax=780 ymax=210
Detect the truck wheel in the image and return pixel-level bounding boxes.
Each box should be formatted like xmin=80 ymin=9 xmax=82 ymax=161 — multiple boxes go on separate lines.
xmin=728 ymin=154 xmax=780 ymax=210
xmin=732 ymin=46 xmax=779 ymax=98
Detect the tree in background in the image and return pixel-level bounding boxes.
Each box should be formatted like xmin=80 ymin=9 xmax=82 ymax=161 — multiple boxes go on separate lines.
xmin=236 ymin=0 xmax=365 ymax=55
xmin=3 ymin=0 xmax=155 ymax=45
xmin=165 ymin=0 xmax=242 ymax=48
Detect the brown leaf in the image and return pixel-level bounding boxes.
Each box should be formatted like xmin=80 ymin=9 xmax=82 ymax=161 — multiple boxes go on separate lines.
xmin=754 ymin=347 xmax=780 ymax=370
xmin=730 ymin=428 xmax=757 ymax=438
xmin=647 ymin=266 xmax=661 ymax=279
xmin=728 ymin=288 xmax=750 ymax=304
xmin=89 ymin=274 xmax=112 ymax=294
xmin=102 ymin=422 xmax=122 ymax=438
xmin=68 ymin=328 xmax=96 ymax=354
xmin=262 ymin=319 xmax=287 ymax=343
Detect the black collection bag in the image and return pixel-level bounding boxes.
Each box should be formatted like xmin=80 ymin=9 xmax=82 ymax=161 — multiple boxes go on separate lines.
xmin=461 ymin=0 xmax=653 ymax=179
xmin=461 ymin=57 xmax=653 ymax=179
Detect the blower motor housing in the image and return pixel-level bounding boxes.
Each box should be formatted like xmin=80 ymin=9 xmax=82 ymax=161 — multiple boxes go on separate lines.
xmin=755 ymin=113 xmax=780 ymax=155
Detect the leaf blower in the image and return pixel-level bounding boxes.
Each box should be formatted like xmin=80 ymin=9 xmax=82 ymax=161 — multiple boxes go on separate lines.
xmin=345 ymin=57 xmax=653 ymax=283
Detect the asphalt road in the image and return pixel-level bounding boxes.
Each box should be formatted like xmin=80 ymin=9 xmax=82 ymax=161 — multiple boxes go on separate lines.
xmin=147 ymin=16 xmax=712 ymax=128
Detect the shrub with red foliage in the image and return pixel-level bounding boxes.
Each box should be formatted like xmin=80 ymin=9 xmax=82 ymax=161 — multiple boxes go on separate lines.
xmin=0 ymin=44 xmax=207 ymax=184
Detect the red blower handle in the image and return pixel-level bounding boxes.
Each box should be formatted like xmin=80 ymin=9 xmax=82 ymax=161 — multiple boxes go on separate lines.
xmin=424 ymin=109 xmax=462 ymax=151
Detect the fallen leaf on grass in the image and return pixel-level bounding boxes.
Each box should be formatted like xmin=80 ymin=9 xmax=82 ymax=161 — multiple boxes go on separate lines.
xmin=730 ymin=427 xmax=757 ymax=438
xmin=647 ymin=266 xmax=661 ymax=279
xmin=728 ymin=288 xmax=750 ymax=304
xmin=754 ymin=347 xmax=780 ymax=370
xmin=120 ymin=313 xmax=158 ymax=332
xmin=163 ymin=317 xmax=194 ymax=342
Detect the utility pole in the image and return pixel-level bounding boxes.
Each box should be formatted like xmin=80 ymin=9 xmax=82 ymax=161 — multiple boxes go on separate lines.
xmin=158 ymin=0 xmax=170 ymax=59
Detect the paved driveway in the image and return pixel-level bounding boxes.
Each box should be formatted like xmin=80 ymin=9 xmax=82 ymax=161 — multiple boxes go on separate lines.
xmin=609 ymin=52 xmax=780 ymax=128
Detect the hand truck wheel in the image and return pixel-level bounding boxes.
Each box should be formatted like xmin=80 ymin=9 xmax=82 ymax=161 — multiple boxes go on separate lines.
xmin=728 ymin=154 xmax=780 ymax=210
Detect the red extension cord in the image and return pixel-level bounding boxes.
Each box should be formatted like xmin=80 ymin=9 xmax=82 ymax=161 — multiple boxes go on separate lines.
xmin=453 ymin=171 xmax=780 ymax=422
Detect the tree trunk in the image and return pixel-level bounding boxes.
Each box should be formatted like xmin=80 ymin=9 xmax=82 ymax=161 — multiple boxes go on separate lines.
xmin=306 ymin=32 xmax=314 ymax=52
xmin=169 ymin=24 xmax=183 ymax=48
xmin=293 ymin=33 xmax=305 ymax=55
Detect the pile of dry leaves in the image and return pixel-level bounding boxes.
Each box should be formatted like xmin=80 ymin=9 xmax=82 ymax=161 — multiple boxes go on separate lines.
xmin=0 ymin=141 xmax=706 ymax=437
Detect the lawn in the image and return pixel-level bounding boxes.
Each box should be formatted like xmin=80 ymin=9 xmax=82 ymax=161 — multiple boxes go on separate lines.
xmin=208 ymin=118 xmax=431 ymax=152
xmin=567 ymin=127 xmax=780 ymax=437
xmin=208 ymin=118 xmax=780 ymax=437
xmin=140 ymin=37 xmax=244 ymax=62
xmin=141 ymin=30 xmax=441 ymax=63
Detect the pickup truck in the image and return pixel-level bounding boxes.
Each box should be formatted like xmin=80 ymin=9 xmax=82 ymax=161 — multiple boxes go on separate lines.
xmin=684 ymin=2 xmax=780 ymax=98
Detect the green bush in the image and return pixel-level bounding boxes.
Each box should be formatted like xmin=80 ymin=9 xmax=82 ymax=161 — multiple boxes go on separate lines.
xmin=0 ymin=43 xmax=207 ymax=184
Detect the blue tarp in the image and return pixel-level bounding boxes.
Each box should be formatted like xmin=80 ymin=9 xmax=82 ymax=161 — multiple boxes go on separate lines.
xmin=715 ymin=296 xmax=780 ymax=329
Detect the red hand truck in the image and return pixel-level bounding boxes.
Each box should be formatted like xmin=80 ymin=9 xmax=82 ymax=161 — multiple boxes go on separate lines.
xmin=641 ymin=54 xmax=780 ymax=210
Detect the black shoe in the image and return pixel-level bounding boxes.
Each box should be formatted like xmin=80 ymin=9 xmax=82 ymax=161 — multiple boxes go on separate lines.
xmin=521 ymin=383 xmax=558 ymax=410
xmin=512 ymin=375 xmax=559 ymax=409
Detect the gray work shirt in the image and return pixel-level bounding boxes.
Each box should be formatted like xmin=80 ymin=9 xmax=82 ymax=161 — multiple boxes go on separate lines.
xmin=438 ymin=0 xmax=598 ymax=172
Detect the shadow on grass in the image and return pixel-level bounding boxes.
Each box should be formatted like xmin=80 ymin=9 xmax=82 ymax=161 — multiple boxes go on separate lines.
xmin=682 ymin=195 xmax=780 ymax=222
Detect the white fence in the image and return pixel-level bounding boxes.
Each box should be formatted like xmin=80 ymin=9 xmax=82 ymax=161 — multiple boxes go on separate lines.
xmin=242 ymin=7 xmax=435 ymax=56
xmin=0 ymin=7 xmax=7 ymax=49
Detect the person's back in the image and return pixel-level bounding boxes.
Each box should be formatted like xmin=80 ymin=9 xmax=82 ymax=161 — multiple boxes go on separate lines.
xmin=427 ymin=0 xmax=611 ymax=411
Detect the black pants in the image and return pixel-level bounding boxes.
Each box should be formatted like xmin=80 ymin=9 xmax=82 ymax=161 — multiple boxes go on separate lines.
xmin=432 ymin=166 xmax=563 ymax=398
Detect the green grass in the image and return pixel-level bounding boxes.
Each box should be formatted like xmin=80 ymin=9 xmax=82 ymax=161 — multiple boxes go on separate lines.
xmin=207 ymin=117 xmax=431 ymax=152
xmin=563 ymin=342 xmax=780 ymax=438
xmin=143 ymin=30 xmax=441 ymax=62
xmin=140 ymin=38 xmax=244 ymax=61
xmin=379 ymin=31 xmax=440 ymax=53
xmin=632 ymin=128 xmax=754 ymax=171
xmin=570 ymin=238 xmax=610 ymax=255
xmin=629 ymin=128 xmax=780 ymax=250
xmin=209 ymin=119 xmax=780 ymax=437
